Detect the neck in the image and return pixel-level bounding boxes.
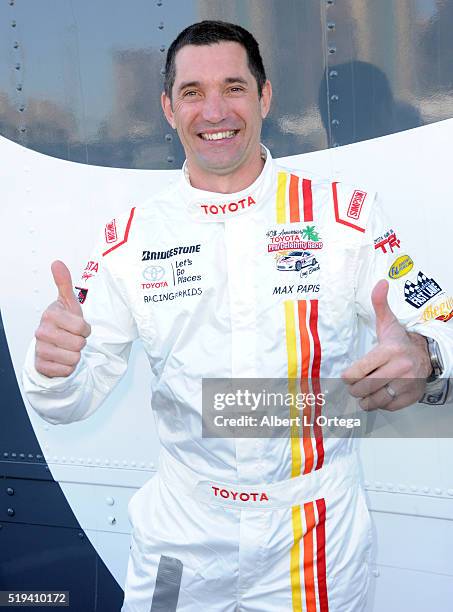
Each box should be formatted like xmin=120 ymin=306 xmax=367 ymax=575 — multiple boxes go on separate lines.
xmin=187 ymin=151 xmax=265 ymax=194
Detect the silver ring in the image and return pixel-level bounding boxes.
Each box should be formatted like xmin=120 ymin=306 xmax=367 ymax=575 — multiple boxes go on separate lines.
xmin=385 ymin=384 xmax=397 ymax=400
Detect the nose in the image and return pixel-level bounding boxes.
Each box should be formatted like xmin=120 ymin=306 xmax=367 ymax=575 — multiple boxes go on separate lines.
xmin=201 ymin=91 xmax=228 ymax=123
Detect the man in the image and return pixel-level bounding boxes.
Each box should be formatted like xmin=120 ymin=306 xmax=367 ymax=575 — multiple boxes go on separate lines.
xmin=23 ymin=20 xmax=453 ymax=612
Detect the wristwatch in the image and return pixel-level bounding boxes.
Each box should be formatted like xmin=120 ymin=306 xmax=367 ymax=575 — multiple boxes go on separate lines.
xmin=426 ymin=336 xmax=444 ymax=382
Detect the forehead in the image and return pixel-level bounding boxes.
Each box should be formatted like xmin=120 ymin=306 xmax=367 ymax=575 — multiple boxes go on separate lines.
xmin=173 ymin=41 xmax=252 ymax=84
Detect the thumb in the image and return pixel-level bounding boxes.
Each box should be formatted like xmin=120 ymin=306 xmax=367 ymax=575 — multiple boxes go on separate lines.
xmin=51 ymin=260 xmax=82 ymax=314
xmin=371 ymin=279 xmax=398 ymax=340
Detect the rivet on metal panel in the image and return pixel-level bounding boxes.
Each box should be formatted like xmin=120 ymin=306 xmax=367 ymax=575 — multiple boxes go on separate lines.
xmin=18 ymin=105 xmax=25 ymax=112
xmin=16 ymin=84 xmax=22 ymax=91
xmin=19 ymin=127 xmax=26 ymax=133
xmin=165 ymin=133 xmax=173 ymax=142
xmin=375 ymin=481 xmax=382 ymax=489
xmin=7 ymin=508 xmax=15 ymax=517
xmin=11 ymin=453 xmax=16 ymax=458
xmin=410 ymin=485 xmax=418 ymax=492
xmin=104 ymin=459 xmax=110 ymax=465
xmin=333 ymin=142 xmax=340 ymax=147
xmin=398 ymin=484 xmax=406 ymax=491
xmin=87 ymin=458 xmax=92 ymax=464
xmin=422 ymin=486 xmax=430 ymax=493
xmin=3 ymin=453 xmax=8 ymax=458
xmin=15 ymin=63 xmax=20 ymax=70
xmin=327 ymin=0 xmax=335 ymax=5
xmin=107 ymin=516 xmax=116 ymax=525
xmin=331 ymin=119 xmax=340 ymax=127
xmin=19 ymin=453 xmax=25 ymax=459
xmin=27 ymin=454 xmax=33 ymax=459
xmin=95 ymin=459 xmax=101 ymax=465
xmin=36 ymin=454 xmax=42 ymax=459
xmin=158 ymin=22 xmax=164 ymax=30
xmin=149 ymin=462 xmax=155 ymax=469
xmin=330 ymin=94 xmax=339 ymax=102
xmin=131 ymin=461 xmax=137 ymax=467
xmin=11 ymin=20 xmax=16 ymax=27
xmin=78 ymin=532 xmax=84 ymax=539
xmin=6 ymin=488 xmax=14 ymax=496
xmin=140 ymin=462 xmax=145 ymax=468
xmin=61 ymin=457 xmax=66 ymax=463
xmin=329 ymin=70 xmax=338 ymax=79
xmin=9 ymin=0 xmax=15 ymax=5
xmin=327 ymin=22 xmax=335 ymax=31
xmin=328 ymin=47 xmax=336 ymax=55
xmin=123 ymin=461 xmax=128 ymax=466
xmin=167 ymin=156 xmax=174 ymax=163
xmin=13 ymin=41 xmax=19 ymax=49
xmin=372 ymin=569 xmax=380 ymax=577
xmin=386 ymin=483 xmax=394 ymax=490
xmin=160 ymin=45 xmax=166 ymax=53
xmin=448 ymin=489 xmax=453 ymax=496
xmin=106 ymin=497 xmax=114 ymax=506
xmin=157 ymin=0 xmax=162 ymax=5
xmin=160 ymin=67 xmax=165 ymax=76
xmin=435 ymin=488 xmax=442 ymax=495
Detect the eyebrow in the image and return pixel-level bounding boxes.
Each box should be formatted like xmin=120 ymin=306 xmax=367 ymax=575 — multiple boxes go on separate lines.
xmin=176 ymin=77 xmax=248 ymax=94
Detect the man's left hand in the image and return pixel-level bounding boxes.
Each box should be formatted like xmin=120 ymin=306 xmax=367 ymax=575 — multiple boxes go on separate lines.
xmin=342 ymin=279 xmax=432 ymax=411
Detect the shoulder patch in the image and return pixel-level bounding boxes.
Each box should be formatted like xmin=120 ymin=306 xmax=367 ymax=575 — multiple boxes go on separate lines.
xmin=102 ymin=207 xmax=136 ymax=257
xmin=332 ymin=182 xmax=374 ymax=233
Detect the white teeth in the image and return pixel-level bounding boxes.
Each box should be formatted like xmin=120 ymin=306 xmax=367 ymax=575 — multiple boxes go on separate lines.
xmin=200 ymin=130 xmax=237 ymax=141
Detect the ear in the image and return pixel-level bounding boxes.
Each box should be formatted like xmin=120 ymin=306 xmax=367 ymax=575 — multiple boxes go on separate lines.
xmin=260 ymin=80 xmax=272 ymax=119
xmin=161 ymin=91 xmax=176 ymax=129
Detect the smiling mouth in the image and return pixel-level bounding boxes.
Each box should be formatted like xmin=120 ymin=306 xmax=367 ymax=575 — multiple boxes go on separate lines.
xmin=199 ymin=130 xmax=239 ymax=141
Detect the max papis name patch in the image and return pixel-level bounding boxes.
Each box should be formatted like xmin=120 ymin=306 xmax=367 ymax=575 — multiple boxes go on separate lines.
xmin=142 ymin=244 xmax=201 ymax=261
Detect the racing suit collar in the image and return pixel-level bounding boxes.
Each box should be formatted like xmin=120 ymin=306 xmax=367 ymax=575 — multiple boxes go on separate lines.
xmin=181 ymin=144 xmax=275 ymax=222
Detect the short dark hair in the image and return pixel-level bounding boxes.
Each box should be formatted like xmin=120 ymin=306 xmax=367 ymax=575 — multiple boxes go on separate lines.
xmin=164 ymin=20 xmax=267 ymax=100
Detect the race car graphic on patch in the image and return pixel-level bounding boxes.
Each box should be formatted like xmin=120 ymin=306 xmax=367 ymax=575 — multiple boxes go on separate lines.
xmin=276 ymin=250 xmax=318 ymax=272
xmin=404 ymin=272 xmax=442 ymax=309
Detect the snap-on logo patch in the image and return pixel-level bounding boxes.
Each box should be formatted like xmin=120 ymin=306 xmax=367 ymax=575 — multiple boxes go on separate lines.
xmin=347 ymin=190 xmax=367 ymax=220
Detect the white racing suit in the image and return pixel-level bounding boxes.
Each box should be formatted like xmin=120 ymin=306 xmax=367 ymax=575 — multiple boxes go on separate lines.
xmin=23 ymin=147 xmax=453 ymax=611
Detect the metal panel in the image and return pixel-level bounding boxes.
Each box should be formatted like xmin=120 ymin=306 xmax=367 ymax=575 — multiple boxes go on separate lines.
xmin=2 ymin=1 xmax=453 ymax=168
xmin=0 ymin=522 xmax=124 ymax=611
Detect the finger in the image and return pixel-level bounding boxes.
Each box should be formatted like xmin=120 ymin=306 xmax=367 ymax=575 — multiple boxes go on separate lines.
xmin=347 ymin=376 xmax=391 ymax=399
xmin=51 ymin=260 xmax=82 ymax=315
xmin=34 ymin=358 xmax=77 ymax=379
xmin=342 ymin=344 xmax=390 ymax=381
xmin=41 ymin=306 xmax=91 ymax=338
xmin=35 ymin=341 xmax=82 ymax=368
xmin=372 ymin=279 xmax=398 ymax=340
xmin=35 ymin=324 xmax=87 ymax=352
xmin=359 ymin=388 xmax=414 ymax=412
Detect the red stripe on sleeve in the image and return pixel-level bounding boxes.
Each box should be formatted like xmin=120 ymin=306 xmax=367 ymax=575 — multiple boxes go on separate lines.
xmin=332 ymin=182 xmax=365 ymax=233
xmin=102 ymin=207 xmax=136 ymax=257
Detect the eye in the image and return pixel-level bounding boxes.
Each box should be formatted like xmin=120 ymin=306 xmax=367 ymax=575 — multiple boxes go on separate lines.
xmin=229 ymin=86 xmax=245 ymax=93
xmin=183 ymin=90 xmax=199 ymax=98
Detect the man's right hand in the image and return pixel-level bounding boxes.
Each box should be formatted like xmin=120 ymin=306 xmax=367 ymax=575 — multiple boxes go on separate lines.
xmin=34 ymin=260 xmax=91 ymax=378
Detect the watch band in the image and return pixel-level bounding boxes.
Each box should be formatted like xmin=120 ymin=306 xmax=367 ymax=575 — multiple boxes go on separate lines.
xmin=426 ymin=336 xmax=444 ymax=382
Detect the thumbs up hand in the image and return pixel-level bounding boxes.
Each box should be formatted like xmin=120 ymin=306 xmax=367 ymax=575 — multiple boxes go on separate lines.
xmin=342 ymin=279 xmax=432 ymax=410
xmin=34 ymin=260 xmax=91 ymax=378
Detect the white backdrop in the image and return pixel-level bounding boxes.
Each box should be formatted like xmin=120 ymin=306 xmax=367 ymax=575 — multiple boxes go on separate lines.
xmin=1 ymin=121 xmax=453 ymax=610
